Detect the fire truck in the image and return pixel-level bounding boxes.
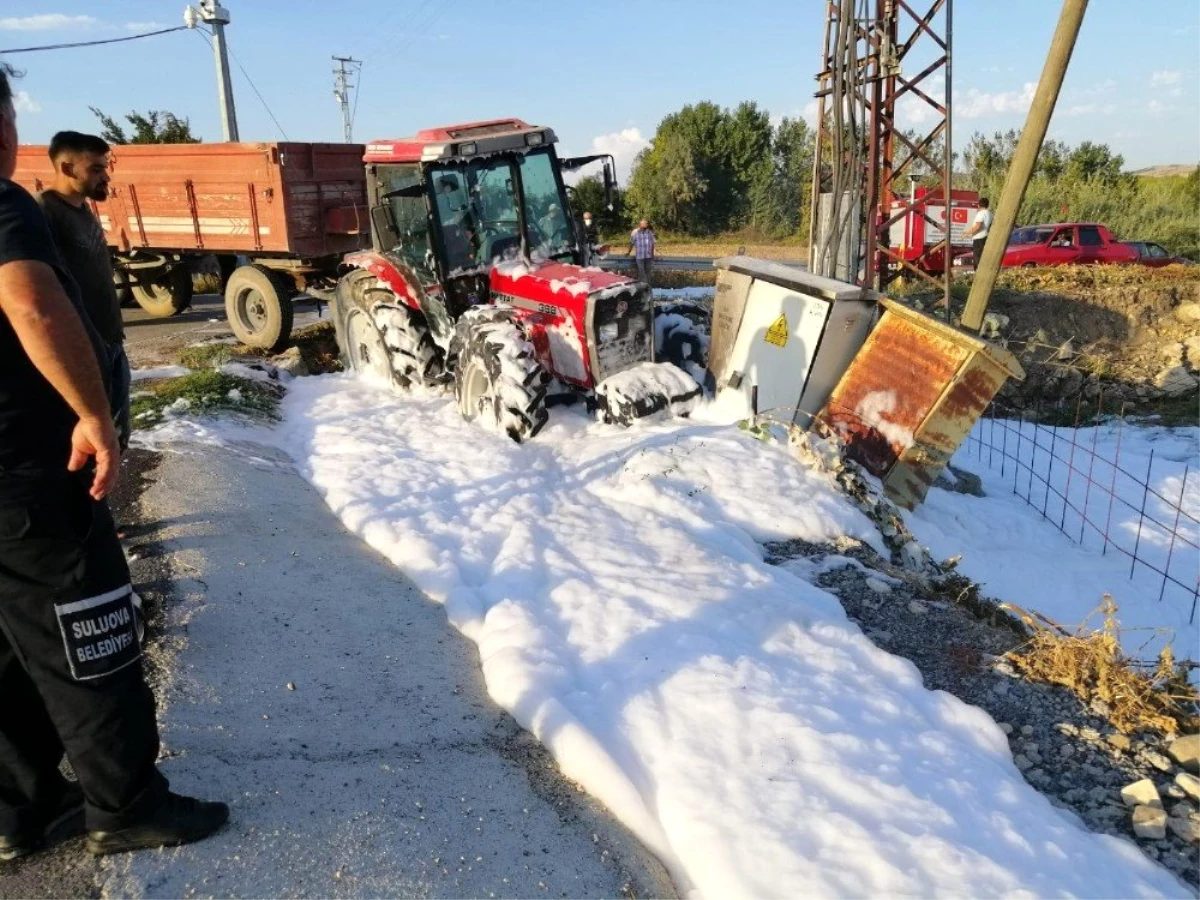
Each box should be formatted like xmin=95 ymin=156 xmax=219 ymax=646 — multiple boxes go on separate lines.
xmin=885 ymin=186 xmax=981 ymax=274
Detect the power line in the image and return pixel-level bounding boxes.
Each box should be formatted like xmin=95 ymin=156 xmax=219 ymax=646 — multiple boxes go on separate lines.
xmin=2 ymin=25 xmax=187 ymax=55
xmin=193 ymin=28 xmax=289 ymax=140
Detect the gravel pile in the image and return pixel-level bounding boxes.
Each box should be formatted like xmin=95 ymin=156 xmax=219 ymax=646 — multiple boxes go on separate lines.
xmin=766 ymin=537 xmax=1199 ymax=888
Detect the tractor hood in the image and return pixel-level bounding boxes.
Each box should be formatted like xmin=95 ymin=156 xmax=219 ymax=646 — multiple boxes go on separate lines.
xmin=489 ymin=259 xmax=653 ymax=388
xmin=488 ymin=259 xmax=634 ymax=307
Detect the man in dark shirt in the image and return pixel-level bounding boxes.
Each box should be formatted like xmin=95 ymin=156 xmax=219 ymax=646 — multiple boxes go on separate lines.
xmin=0 ymin=65 xmax=226 ymax=861
xmin=37 ymin=131 xmax=130 ymax=450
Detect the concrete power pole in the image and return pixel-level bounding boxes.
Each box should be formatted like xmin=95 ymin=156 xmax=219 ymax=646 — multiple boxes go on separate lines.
xmin=961 ymin=0 xmax=1089 ymax=331
xmin=332 ymin=56 xmax=361 ymax=143
xmin=187 ymin=0 xmax=239 ymax=141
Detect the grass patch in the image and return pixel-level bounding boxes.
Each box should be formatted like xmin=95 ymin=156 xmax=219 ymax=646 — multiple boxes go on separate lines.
xmin=1003 ymin=595 xmax=1199 ymax=737
xmin=172 ymin=321 xmax=343 ymax=376
xmin=176 ymin=342 xmax=238 ymax=369
xmin=131 ymin=370 xmax=281 ymax=429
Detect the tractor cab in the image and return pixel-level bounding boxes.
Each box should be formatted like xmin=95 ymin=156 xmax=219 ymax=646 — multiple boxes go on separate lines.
xmin=363 ymin=119 xmax=614 ymax=321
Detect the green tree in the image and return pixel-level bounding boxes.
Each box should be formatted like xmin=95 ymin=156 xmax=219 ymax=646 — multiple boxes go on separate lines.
xmin=1065 ymin=140 xmax=1124 ymax=184
xmin=90 ymin=107 xmax=200 ymax=144
xmin=567 ymin=174 xmax=623 ymax=235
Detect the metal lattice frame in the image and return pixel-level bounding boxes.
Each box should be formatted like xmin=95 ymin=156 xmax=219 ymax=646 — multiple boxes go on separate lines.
xmin=810 ymin=0 xmax=953 ymax=309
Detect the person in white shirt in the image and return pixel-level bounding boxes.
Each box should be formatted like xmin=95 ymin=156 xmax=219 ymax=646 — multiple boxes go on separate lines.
xmin=963 ymin=197 xmax=994 ymax=268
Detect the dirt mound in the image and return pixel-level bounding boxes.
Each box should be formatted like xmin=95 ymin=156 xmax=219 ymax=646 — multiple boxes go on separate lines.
xmin=905 ymin=266 xmax=1199 ymax=420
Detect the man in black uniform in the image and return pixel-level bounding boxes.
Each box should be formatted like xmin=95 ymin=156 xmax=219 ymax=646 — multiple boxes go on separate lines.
xmin=37 ymin=131 xmax=130 ymax=450
xmin=0 ymin=65 xmax=227 ymax=860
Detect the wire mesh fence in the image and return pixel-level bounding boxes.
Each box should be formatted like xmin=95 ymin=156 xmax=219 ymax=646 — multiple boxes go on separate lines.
xmin=963 ymin=394 xmax=1199 ymax=625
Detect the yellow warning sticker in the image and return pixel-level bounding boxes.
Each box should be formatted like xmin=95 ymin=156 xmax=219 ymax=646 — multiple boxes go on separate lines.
xmin=764 ymin=313 xmax=789 ymax=347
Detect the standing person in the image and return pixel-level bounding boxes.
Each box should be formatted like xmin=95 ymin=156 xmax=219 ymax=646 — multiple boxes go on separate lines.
xmin=37 ymin=132 xmax=129 ymax=451
xmin=628 ymin=218 xmax=656 ymax=285
xmin=963 ymin=197 xmax=993 ymax=269
xmin=0 ymin=65 xmax=227 ymax=861
xmin=581 ymin=211 xmax=599 ymax=249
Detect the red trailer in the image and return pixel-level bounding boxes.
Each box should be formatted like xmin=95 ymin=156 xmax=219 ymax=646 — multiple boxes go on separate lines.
xmin=15 ymin=142 xmax=370 ymax=348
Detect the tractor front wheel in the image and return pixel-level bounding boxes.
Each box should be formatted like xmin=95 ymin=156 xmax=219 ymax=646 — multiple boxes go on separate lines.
xmin=452 ymin=312 xmax=550 ymax=442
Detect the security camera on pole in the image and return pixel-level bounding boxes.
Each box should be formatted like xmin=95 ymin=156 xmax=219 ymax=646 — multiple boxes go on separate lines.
xmin=184 ymin=1 xmax=239 ymax=141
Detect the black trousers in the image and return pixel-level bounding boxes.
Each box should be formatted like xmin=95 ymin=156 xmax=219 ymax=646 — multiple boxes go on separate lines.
xmin=972 ymin=237 xmax=987 ymax=268
xmin=0 ymin=478 xmax=166 ymax=834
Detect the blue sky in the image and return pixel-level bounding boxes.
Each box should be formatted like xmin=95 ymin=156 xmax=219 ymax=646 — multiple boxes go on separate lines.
xmin=2 ymin=1 xmax=1197 ymax=182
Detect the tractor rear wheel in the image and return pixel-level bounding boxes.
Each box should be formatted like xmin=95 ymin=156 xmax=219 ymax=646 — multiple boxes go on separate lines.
xmin=133 ymin=264 xmax=193 ymax=318
xmin=452 ymin=311 xmax=550 ymax=442
xmin=331 ymin=269 xmax=443 ymax=388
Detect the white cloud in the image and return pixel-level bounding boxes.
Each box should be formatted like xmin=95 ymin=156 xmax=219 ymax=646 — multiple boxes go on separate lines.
xmin=1151 ymin=70 xmax=1182 ymax=87
xmin=584 ymin=127 xmax=650 ymax=184
xmin=801 ymin=99 xmax=819 ymax=126
xmin=13 ymin=91 xmax=40 ymax=114
xmin=955 ymin=82 xmax=1036 ymax=119
xmin=0 ymin=13 xmax=97 ymax=31
xmin=1063 ymin=103 xmax=1116 ymax=117
xmin=1147 ymin=99 xmax=1171 ymax=115
xmin=124 ymin=21 xmax=166 ymax=31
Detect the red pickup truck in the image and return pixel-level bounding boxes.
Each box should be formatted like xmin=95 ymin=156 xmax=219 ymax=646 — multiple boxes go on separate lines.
xmin=1001 ymin=222 xmax=1138 ymax=268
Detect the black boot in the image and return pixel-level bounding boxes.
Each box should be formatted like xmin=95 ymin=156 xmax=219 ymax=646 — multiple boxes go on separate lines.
xmin=0 ymin=783 xmax=86 ymax=862
xmin=86 ymin=792 xmax=229 ymax=856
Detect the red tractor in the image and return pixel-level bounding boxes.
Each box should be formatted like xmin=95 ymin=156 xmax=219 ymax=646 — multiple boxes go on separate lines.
xmin=330 ymin=118 xmax=700 ymax=441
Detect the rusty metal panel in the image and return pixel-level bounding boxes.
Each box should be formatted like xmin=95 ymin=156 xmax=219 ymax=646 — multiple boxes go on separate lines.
xmin=706 ymin=268 xmax=753 ymax=384
xmin=822 ymin=310 xmax=968 ymax=476
xmin=820 ymin=297 xmax=1025 ymax=509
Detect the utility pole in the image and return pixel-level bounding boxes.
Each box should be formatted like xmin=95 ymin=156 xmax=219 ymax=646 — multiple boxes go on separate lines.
xmin=185 ymin=1 xmax=239 ymax=141
xmin=332 ymin=56 xmax=362 ymax=143
xmin=961 ymin=0 xmax=1088 ymax=331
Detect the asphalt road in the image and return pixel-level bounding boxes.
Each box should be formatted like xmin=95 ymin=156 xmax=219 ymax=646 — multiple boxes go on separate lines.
xmin=121 ymin=295 xmax=331 ymax=366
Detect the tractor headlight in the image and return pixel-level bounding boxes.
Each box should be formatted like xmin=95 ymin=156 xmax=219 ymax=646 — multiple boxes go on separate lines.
xmin=526 ymin=132 xmax=545 ymax=146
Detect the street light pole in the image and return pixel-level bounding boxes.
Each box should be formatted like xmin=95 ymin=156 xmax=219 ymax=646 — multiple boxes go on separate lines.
xmin=188 ymin=0 xmax=239 ymax=141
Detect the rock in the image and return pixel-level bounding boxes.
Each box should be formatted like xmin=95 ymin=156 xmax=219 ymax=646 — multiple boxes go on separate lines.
xmin=998 ymin=722 xmax=1014 ymax=736
xmin=864 ymin=577 xmax=892 ymax=595
xmin=1132 ymin=805 xmax=1168 ymax=840
xmin=992 ymin=681 xmax=1010 ymax=697
xmin=1184 ymin=334 xmax=1200 ymax=365
xmin=907 ymin=600 xmax=928 ymax=615
xmin=1173 ymin=302 xmax=1200 ymax=324
xmin=1056 ymin=340 xmax=1076 ymax=361
xmin=1161 ymin=342 xmax=1186 ymax=365
xmin=1121 ymin=778 xmax=1162 ymax=809
xmin=1021 ymin=724 xmax=1034 ymax=737
xmin=1168 ymin=801 xmax=1194 ymax=819
xmin=270 ymin=346 xmax=309 ymax=377
xmin=1166 ymin=784 xmax=1186 ymax=800
xmin=1088 ymin=785 xmax=1112 ymax=804
xmin=1144 ymin=750 xmax=1174 ymax=773
xmin=1176 ymin=771 xmax=1200 ymax=802
xmin=900 ymin=541 xmax=925 ymax=571
xmin=1106 ymin=733 xmax=1131 ymax=752
xmin=1060 ymin=744 xmax=1076 ymax=759
xmin=1167 ymin=816 xmax=1200 ymax=843
xmin=1155 ymin=365 xmax=1199 ymax=396
xmin=1168 ymin=733 xmax=1200 ymax=773
xmin=1013 ymin=754 xmax=1034 ymax=772
xmin=981 ymin=312 xmax=1010 ymax=339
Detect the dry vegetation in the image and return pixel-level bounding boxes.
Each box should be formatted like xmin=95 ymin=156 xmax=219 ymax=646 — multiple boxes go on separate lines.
xmin=1003 ymin=595 xmax=1199 ymax=737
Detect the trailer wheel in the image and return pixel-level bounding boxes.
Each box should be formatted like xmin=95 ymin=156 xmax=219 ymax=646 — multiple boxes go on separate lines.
xmin=132 ymin=264 xmax=193 ymax=318
xmin=225 ymin=264 xmax=295 ymax=351
xmin=452 ymin=311 xmax=550 ymax=443
xmin=113 ymin=266 xmax=135 ymax=309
